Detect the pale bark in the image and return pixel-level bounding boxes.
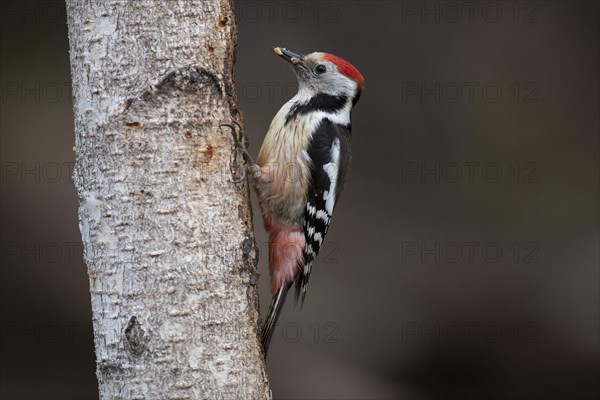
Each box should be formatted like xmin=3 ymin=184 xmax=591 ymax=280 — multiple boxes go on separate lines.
xmin=66 ymin=1 xmax=270 ymax=398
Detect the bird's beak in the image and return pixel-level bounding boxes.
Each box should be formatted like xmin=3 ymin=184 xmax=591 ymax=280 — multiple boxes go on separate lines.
xmin=273 ymin=47 xmax=304 ymax=66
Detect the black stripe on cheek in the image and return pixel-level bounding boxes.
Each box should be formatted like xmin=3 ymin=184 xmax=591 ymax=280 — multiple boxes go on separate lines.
xmin=285 ymin=94 xmax=348 ymax=124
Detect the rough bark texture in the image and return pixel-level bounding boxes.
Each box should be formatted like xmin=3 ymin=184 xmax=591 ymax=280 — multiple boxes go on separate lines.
xmin=66 ymin=1 xmax=270 ymax=398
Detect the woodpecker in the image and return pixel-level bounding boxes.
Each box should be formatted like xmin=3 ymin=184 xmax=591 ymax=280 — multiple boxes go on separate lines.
xmin=246 ymin=47 xmax=364 ymax=356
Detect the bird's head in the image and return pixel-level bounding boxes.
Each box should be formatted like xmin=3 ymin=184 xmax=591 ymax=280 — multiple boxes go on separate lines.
xmin=273 ymin=47 xmax=364 ymax=105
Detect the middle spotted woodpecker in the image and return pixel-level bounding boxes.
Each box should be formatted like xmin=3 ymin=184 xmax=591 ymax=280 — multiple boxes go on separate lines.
xmin=243 ymin=47 xmax=364 ymax=356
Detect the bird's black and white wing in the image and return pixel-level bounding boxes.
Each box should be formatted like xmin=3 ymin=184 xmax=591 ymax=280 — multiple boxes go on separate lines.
xmin=296 ymin=118 xmax=352 ymax=304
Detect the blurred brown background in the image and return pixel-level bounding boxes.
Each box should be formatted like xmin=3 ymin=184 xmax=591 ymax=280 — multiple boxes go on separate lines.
xmin=1 ymin=1 xmax=598 ymax=399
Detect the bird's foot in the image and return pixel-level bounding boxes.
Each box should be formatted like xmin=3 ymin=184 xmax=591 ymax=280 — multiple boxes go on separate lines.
xmin=222 ymin=122 xmax=261 ymax=184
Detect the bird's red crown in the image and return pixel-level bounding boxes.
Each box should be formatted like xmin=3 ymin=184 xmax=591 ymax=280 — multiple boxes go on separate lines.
xmin=322 ymin=53 xmax=364 ymax=90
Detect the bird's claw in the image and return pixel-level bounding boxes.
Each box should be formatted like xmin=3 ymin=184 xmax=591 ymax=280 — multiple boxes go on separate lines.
xmin=221 ymin=122 xmax=261 ymax=184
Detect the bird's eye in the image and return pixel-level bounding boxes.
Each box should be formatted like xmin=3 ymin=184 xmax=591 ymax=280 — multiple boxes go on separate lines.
xmin=314 ymin=64 xmax=327 ymax=75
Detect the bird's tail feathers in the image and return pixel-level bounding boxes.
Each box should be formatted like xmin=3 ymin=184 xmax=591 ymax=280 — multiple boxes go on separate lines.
xmin=261 ymin=281 xmax=292 ymax=357
xmin=293 ymin=259 xmax=314 ymax=309
xmin=294 ymin=251 xmax=314 ymax=309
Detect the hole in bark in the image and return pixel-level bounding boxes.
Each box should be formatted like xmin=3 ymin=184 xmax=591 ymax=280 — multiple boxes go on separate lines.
xmin=124 ymin=316 xmax=146 ymax=356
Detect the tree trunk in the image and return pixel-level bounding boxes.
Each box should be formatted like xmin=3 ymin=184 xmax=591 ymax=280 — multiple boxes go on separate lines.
xmin=65 ymin=1 xmax=270 ymax=398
